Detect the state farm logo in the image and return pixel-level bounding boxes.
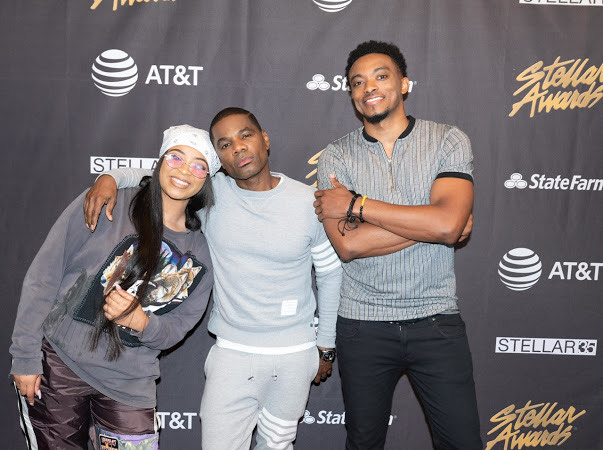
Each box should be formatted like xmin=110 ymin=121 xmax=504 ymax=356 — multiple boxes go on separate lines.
xmin=498 ymin=248 xmax=543 ymax=291
xmin=499 ymin=248 xmax=602 ymax=291
xmin=504 ymin=173 xmax=602 ymax=191
xmin=312 ymin=0 xmax=353 ymax=13
xmin=306 ymin=74 xmax=416 ymax=93
xmin=92 ymin=49 xmax=138 ymax=97
xmin=301 ymin=410 xmax=316 ymax=424
xmin=301 ymin=409 xmax=396 ymax=425
xmin=91 ymin=49 xmax=203 ymax=97
xmin=307 ymin=74 xmax=349 ymax=91
xmin=504 ymin=173 xmax=528 ymax=189
xmin=495 ymin=337 xmax=597 ymax=356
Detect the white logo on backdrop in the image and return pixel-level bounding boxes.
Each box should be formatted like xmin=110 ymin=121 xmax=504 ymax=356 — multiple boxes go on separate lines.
xmin=505 ymin=173 xmax=602 ymax=191
xmin=504 ymin=173 xmax=528 ymax=189
xmin=92 ymin=49 xmax=204 ymax=97
xmin=498 ymin=248 xmax=543 ymax=291
xmin=301 ymin=409 xmax=396 ymax=425
xmin=156 ymin=411 xmax=198 ymax=430
xmin=91 ymin=49 xmax=138 ymax=97
xmin=313 ymin=0 xmax=353 ymax=13
xmin=518 ymin=0 xmax=603 ymax=6
xmin=306 ymin=74 xmax=331 ymax=91
xmin=306 ymin=75 xmax=417 ymax=93
xmin=90 ymin=156 xmax=158 ymax=174
xmin=499 ymin=248 xmax=601 ymax=290
xmin=302 ymin=410 xmax=316 ymax=424
xmin=495 ymin=338 xmax=597 ymax=356
xmin=306 ymin=74 xmax=349 ymax=92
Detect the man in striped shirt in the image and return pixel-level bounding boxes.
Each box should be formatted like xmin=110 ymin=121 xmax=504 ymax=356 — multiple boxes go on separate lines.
xmin=315 ymin=41 xmax=482 ymax=449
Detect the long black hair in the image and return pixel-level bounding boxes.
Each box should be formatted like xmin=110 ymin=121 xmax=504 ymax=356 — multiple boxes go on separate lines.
xmin=90 ymin=154 xmax=214 ymax=360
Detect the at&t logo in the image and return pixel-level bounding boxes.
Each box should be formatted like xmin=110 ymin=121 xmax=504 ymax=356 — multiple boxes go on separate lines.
xmin=91 ymin=49 xmax=204 ymax=97
xmin=156 ymin=411 xmax=198 ymax=430
xmin=92 ymin=49 xmax=138 ymax=97
xmin=312 ymin=0 xmax=353 ymax=12
xmin=498 ymin=248 xmax=543 ymax=291
xmin=499 ymin=247 xmax=602 ymax=291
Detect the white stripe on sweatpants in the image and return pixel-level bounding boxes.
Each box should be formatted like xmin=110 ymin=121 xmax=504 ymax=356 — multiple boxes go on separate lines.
xmin=15 ymin=384 xmax=38 ymax=450
xmin=257 ymin=407 xmax=298 ymax=449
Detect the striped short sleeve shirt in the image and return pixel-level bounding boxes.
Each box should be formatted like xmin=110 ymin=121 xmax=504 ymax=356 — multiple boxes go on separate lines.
xmin=317 ymin=117 xmax=473 ymax=321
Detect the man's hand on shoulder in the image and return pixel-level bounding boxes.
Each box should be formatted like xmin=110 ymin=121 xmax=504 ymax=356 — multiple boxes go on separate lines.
xmin=84 ymin=175 xmax=118 ymax=232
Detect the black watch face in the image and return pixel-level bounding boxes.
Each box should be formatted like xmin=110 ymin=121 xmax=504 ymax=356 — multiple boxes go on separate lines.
xmin=320 ymin=350 xmax=335 ymax=361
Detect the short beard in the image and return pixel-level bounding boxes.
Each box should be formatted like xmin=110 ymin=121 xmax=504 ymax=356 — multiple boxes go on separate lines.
xmin=364 ymin=110 xmax=390 ymax=124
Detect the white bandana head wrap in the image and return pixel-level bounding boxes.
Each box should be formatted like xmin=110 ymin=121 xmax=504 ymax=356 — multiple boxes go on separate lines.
xmin=159 ymin=124 xmax=221 ymax=176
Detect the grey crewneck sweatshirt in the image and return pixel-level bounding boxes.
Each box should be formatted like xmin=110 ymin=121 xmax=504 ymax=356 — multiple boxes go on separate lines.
xmin=10 ymin=188 xmax=214 ymax=408
xmin=107 ymin=170 xmax=342 ymax=348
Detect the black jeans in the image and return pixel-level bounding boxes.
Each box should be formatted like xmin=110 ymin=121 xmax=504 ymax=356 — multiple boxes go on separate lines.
xmin=337 ymin=314 xmax=482 ymax=450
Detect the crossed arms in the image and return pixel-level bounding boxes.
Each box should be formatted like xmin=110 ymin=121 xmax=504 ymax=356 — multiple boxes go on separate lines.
xmin=314 ymin=174 xmax=473 ymax=262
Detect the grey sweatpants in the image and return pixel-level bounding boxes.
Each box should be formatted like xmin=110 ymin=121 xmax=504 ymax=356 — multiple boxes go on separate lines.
xmin=199 ymin=345 xmax=319 ymax=450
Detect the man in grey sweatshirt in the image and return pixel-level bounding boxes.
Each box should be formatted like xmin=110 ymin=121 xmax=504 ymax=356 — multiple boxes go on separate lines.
xmin=85 ymin=107 xmax=342 ymax=450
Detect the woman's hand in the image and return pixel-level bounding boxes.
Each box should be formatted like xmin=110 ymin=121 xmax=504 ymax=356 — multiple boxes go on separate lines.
xmin=104 ymin=285 xmax=149 ymax=332
xmin=13 ymin=374 xmax=42 ymax=406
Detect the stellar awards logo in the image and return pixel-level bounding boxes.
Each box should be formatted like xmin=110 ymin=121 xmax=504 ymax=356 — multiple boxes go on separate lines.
xmin=90 ymin=0 xmax=176 ymax=12
xmin=495 ymin=337 xmax=597 ymax=356
xmin=312 ymin=0 xmax=353 ymax=12
xmin=508 ymin=56 xmax=603 ymax=118
xmin=90 ymin=156 xmax=158 ymax=174
xmin=485 ymin=401 xmax=587 ymax=449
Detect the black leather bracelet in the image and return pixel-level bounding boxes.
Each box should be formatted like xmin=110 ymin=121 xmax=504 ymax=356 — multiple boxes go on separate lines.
xmin=347 ymin=193 xmax=361 ymax=221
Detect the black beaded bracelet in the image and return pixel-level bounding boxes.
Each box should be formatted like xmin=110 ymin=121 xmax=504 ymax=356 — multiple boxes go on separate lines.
xmin=359 ymin=195 xmax=367 ymax=222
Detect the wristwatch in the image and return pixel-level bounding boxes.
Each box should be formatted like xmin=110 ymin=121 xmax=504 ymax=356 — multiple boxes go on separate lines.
xmin=318 ymin=348 xmax=336 ymax=362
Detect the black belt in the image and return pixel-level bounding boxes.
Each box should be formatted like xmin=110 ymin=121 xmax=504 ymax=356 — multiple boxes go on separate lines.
xmin=385 ymin=315 xmax=436 ymax=325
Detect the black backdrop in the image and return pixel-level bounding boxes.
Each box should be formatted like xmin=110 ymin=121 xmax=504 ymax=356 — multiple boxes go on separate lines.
xmin=2 ymin=1 xmax=601 ymax=448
